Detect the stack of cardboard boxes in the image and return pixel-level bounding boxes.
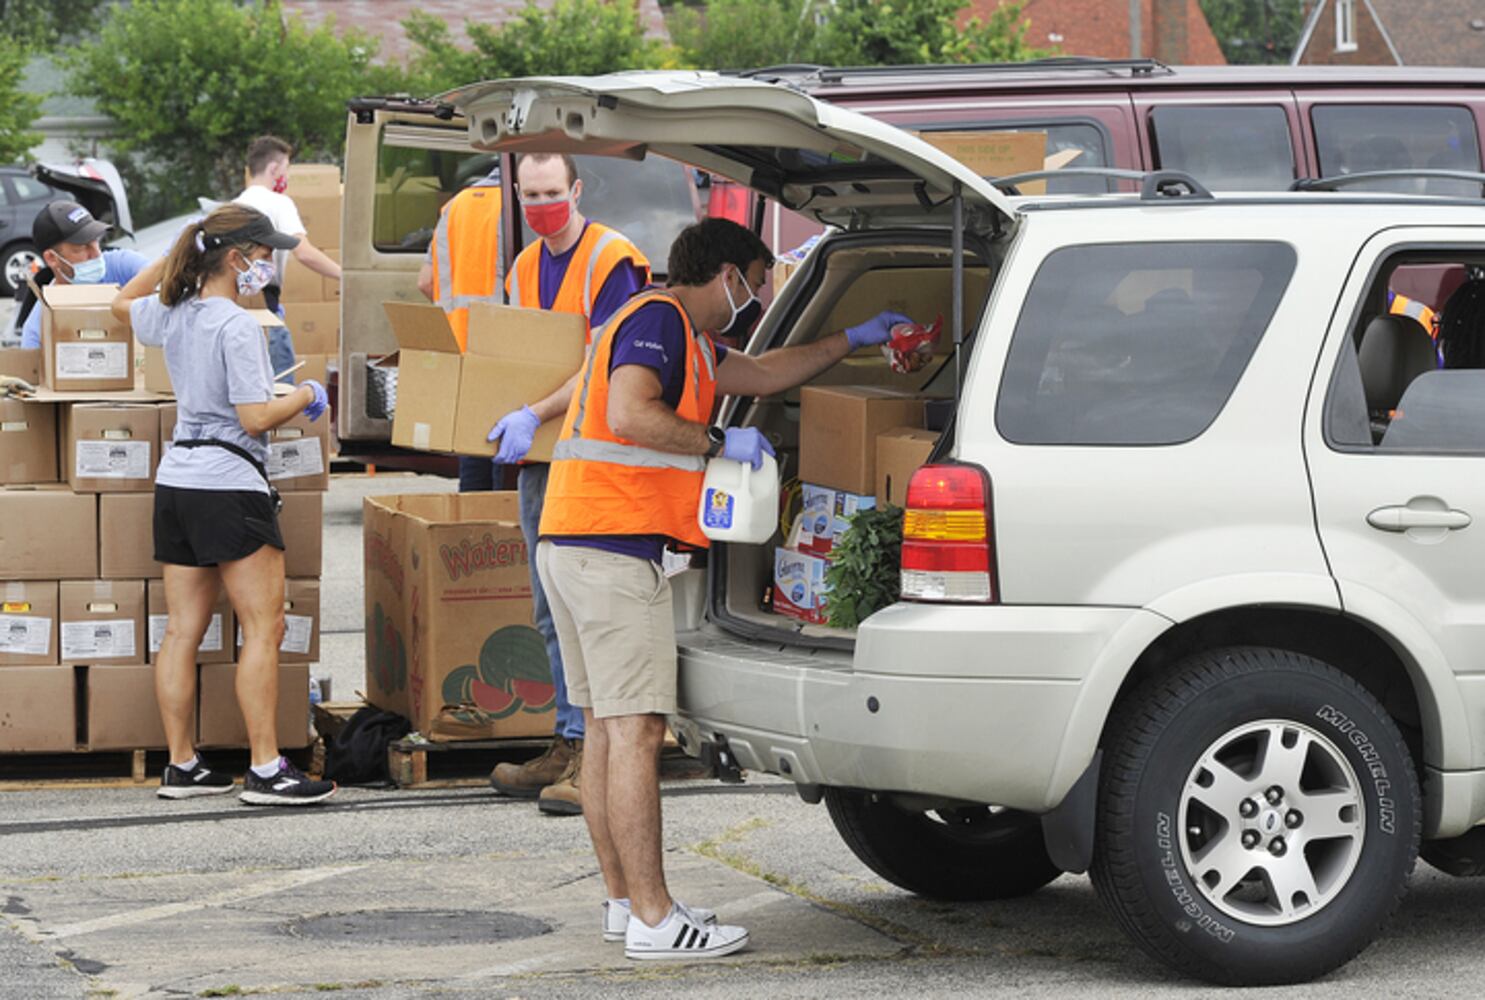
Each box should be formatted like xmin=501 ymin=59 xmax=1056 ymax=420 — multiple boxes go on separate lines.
xmin=0 ymin=285 xmax=329 ymax=755
xmin=281 ymin=163 xmax=342 ymax=389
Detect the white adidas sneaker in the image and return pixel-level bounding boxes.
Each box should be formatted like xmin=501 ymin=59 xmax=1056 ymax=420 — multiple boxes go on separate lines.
xmin=624 ymin=902 xmax=748 ymax=961
xmin=603 ymin=898 xmax=716 ymax=943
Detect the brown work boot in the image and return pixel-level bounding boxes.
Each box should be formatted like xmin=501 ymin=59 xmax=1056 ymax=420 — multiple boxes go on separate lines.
xmin=537 ymin=746 xmax=583 ymax=816
xmin=490 ymin=736 xmax=576 ymax=798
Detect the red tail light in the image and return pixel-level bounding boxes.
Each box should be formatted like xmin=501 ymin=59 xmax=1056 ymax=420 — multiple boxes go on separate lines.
xmin=900 ymin=463 xmax=996 ymax=603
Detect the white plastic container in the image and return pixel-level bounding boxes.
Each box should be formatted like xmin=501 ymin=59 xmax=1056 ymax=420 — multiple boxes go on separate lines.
xmin=698 ymin=452 xmax=779 ymax=543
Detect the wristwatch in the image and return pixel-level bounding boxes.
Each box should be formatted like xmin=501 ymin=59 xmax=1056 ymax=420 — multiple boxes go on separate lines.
xmin=704 ymin=425 xmax=726 ymax=458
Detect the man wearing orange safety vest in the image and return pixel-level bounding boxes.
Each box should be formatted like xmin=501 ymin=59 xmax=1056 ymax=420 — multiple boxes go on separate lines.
xmin=527 ymin=218 xmax=908 ymax=959
xmin=418 ymin=166 xmax=507 ymax=491
xmin=483 ymin=153 xmax=650 ymax=814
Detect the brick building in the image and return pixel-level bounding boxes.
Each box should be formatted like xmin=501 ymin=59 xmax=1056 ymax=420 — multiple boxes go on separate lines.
xmin=1293 ymin=0 xmax=1485 ymax=67
xmin=972 ymin=0 xmax=1226 ymax=63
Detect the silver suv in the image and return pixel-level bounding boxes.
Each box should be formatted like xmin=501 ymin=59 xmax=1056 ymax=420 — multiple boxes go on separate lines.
xmin=455 ymin=73 xmax=1485 ymax=985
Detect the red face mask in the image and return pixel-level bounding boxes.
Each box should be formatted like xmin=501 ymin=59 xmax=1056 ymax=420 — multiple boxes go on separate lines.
xmin=272 ymin=174 xmax=288 ymax=194
xmin=523 ymin=196 xmax=571 ymax=238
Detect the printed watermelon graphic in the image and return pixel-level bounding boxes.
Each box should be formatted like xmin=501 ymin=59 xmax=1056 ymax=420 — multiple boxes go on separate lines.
xmin=369 ymin=603 xmax=407 ymax=693
xmin=441 ymin=624 xmax=553 ymax=721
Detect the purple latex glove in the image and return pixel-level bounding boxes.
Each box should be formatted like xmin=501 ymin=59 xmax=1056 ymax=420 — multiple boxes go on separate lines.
xmin=845 ymin=310 xmax=915 ymax=350
xmin=487 ymin=405 xmax=540 ymax=463
xmin=301 ymin=379 xmax=328 ymax=421
xmin=721 ymin=427 xmax=775 ymax=471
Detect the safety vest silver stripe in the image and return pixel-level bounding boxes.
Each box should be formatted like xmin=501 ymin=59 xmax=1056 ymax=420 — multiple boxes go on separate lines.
xmin=581 ymin=230 xmax=624 ymax=315
xmin=1397 ymin=298 xmax=1428 ymax=320
xmin=552 ymin=437 xmax=705 ymax=471
xmin=439 ymin=293 xmax=503 ymax=314
xmin=433 ymin=211 xmax=454 ymax=304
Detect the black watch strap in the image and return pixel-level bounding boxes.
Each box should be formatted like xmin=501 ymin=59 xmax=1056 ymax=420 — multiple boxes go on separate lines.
xmin=705 ymin=425 xmax=726 ymax=458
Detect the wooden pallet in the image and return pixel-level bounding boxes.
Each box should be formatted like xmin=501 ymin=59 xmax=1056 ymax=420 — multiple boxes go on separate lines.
xmin=386 ymin=737 xmax=713 ymax=789
xmin=0 ymin=744 xmax=317 ymax=791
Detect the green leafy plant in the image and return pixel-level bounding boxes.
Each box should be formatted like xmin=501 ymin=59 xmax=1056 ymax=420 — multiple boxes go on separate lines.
xmin=824 ymin=504 xmax=903 ymax=630
xmin=0 ymin=36 xmax=41 ymax=164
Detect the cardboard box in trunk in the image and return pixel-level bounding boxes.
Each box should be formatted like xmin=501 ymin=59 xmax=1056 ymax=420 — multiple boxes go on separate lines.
xmin=146 ymin=579 xmax=232 ymax=665
xmin=0 ymin=487 xmax=98 ymax=580
xmin=0 ymin=399 xmax=58 ymax=484
xmin=0 ymin=347 xmax=42 ymax=386
xmin=235 ymin=578 xmax=319 ymax=664
xmin=279 ymin=491 xmax=323 ymax=578
xmin=0 ymin=581 xmax=59 ymax=666
xmin=143 ymin=310 xmax=284 ymax=394
xmin=59 ymin=579 xmax=146 ymax=666
xmin=99 ymin=492 xmax=161 ymax=579
xmin=384 ymin=301 xmax=584 ymax=461
xmin=875 ymin=427 xmax=939 ymax=507
xmin=197 ymin=661 xmax=312 ymax=749
xmin=0 ymin=665 xmax=77 ymax=751
xmin=266 ymin=411 xmax=330 ymax=491
xmin=799 ymin=385 xmax=927 ymax=495
xmin=363 ymin=492 xmax=556 ymax=740
xmin=284 ymin=302 xmax=339 ymax=355
xmin=86 ymin=663 xmax=175 ymax=750
xmin=41 ymin=284 xmax=133 ymax=392
xmin=63 ymin=402 xmax=160 ymax=493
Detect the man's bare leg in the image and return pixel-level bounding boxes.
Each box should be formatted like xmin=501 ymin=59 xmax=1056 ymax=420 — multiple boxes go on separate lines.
xmin=580 ymin=710 xmax=628 ymax=900
xmin=603 ymin=712 xmax=671 ymax=926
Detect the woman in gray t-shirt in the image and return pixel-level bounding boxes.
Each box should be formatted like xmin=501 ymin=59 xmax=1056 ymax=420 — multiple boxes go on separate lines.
xmin=112 ymin=204 xmax=335 ymax=806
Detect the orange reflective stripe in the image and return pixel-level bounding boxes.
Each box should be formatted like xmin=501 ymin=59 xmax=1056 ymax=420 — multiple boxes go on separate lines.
xmin=539 ymin=291 xmax=716 ymax=548
xmin=429 ymin=183 xmax=502 ymax=351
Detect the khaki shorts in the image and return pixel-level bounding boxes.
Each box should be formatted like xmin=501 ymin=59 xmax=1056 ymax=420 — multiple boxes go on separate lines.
xmin=536 ymin=540 xmax=676 ymax=718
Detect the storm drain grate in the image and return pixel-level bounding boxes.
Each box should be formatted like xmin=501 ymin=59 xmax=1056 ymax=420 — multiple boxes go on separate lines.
xmin=285 ymin=908 xmax=552 ymax=945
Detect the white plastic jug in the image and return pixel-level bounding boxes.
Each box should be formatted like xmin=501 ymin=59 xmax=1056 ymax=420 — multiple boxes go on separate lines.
xmin=698 ymin=452 xmax=779 ymax=544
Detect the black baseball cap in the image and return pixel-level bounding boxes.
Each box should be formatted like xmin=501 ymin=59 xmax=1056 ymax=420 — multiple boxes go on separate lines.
xmin=33 ymin=200 xmax=110 ymax=252
xmin=209 ymin=209 xmax=300 ymax=251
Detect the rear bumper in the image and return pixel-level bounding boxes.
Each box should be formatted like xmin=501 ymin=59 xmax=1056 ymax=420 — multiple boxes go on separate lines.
xmin=676 ymin=603 xmax=1165 ymax=812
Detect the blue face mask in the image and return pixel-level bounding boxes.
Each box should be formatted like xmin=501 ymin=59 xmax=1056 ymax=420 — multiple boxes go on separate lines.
xmin=61 ymin=254 xmax=106 ymax=285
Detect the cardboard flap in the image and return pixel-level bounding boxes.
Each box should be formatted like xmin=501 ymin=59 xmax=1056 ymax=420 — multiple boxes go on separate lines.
xmin=384 ymin=301 xmax=461 ymax=354
xmin=465 ymin=303 xmax=586 ymax=367
xmin=245 ymin=309 xmax=285 ymax=329
xmin=41 ymin=283 xmax=122 ymax=308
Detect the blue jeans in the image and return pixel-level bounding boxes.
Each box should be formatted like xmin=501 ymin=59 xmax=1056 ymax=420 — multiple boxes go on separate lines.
xmin=458 ymin=456 xmax=504 ymax=492
xmin=519 ymin=462 xmax=583 ymax=741
xmin=266 ymin=325 xmax=295 ymax=384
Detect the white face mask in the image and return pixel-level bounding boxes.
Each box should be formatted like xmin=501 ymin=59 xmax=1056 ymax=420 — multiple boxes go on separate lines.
xmin=233 ymin=255 xmax=276 ymax=296
xmin=721 ymin=266 xmax=760 ymax=336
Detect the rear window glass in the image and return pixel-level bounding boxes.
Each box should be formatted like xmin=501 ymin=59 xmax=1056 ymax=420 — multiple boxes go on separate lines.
xmin=997 ymin=241 xmax=1297 ymax=445
xmin=1151 ymin=106 xmax=1296 ymax=190
xmin=920 ymin=123 xmax=1112 ymax=193
xmin=1312 ymin=104 xmax=1482 ymax=195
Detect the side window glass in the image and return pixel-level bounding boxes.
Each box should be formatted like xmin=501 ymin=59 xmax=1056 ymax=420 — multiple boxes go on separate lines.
xmin=1312 ymin=104 xmax=1482 ymax=195
xmin=0 ymin=180 xmax=11 ymax=209
xmin=10 ymin=176 xmax=50 ymax=203
xmin=374 ymin=130 xmax=496 ymax=253
xmin=997 ymin=241 xmax=1296 ymax=446
xmin=1150 ymin=106 xmax=1296 ymax=191
xmin=923 ymin=123 xmax=1111 ymax=193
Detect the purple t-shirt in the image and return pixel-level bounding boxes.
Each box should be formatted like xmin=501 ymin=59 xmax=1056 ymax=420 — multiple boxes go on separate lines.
xmin=535 ymin=223 xmax=646 ymax=325
xmin=549 ymin=299 xmax=728 ymax=563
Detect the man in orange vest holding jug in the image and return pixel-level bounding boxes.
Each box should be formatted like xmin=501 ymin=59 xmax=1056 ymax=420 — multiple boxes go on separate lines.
xmin=484 ymin=153 xmax=650 ymax=813
xmin=531 ymin=218 xmax=907 ymax=958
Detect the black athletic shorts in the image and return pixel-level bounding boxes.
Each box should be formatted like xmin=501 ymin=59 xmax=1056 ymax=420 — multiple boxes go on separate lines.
xmin=154 ymin=484 xmax=285 ymax=567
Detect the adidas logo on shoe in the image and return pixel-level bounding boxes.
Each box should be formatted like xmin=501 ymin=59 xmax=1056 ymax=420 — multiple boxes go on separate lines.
xmin=623 ymin=902 xmax=747 ymax=961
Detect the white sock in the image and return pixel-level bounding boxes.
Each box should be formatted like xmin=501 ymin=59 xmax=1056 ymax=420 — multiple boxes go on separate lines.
xmin=250 ymin=757 xmax=283 ymax=779
xmin=611 ymin=898 xmax=631 ymax=909
xmin=172 ymin=755 xmax=199 ymax=772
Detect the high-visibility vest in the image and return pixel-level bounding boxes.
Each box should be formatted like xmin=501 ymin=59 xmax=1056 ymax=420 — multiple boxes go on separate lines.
xmin=538 ymin=290 xmax=718 ymax=549
xmin=429 ymin=179 xmax=502 ymax=351
xmin=1390 ymin=292 xmax=1438 ymax=338
xmin=505 ymin=222 xmax=650 ymax=341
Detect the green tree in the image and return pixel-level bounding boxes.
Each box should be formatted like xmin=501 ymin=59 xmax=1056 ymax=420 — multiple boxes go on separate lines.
xmin=65 ymin=0 xmax=384 ymax=223
xmin=404 ymin=0 xmax=668 ymax=97
xmin=670 ymin=0 xmax=821 ymax=72
xmin=0 ymin=35 xmax=42 ymax=163
xmin=813 ymin=0 xmax=1049 ymax=66
xmin=0 ymin=0 xmax=108 ymax=51
xmin=1200 ymin=0 xmax=1304 ymax=65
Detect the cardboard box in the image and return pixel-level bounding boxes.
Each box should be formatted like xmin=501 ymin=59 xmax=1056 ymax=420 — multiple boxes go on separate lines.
xmin=0 ymin=347 xmax=42 ymax=386
xmin=281 ymin=249 xmax=340 ymax=303
xmin=363 ymin=492 xmax=556 ymax=740
xmin=59 ymin=579 xmax=145 ymax=666
xmin=875 ymin=427 xmax=939 ymax=508
xmin=266 ymin=411 xmax=330 ymax=491
xmin=159 ymin=402 xmax=176 ymax=450
xmin=86 ymin=663 xmax=174 ymax=750
xmin=63 ymin=402 xmax=160 ymax=493
xmin=41 ymin=283 xmax=133 ymax=392
xmin=0 ymin=581 xmax=59 ymax=666
xmin=287 ymin=163 xmax=341 ymax=193
xmin=296 ymin=353 xmax=332 ymax=390
xmin=799 ymin=386 xmax=927 ymax=494
xmin=796 ymin=483 xmax=877 ymax=556
xmin=773 ymin=546 xmax=831 ymax=625
xmin=279 ymin=491 xmax=323 ymax=578
xmin=284 ymin=302 xmax=339 ymax=355
xmin=295 ymin=192 xmax=342 ymax=251
xmin=918 ymin=130 xmax=1048 ymax=190
xmin=99 ymin=492 xmax=161 ymax=579
xmin=0 ymin=399 xmax=58 ymax=484
xmin=236 ymin=578 xmax=319 ymax=664
xmin=146 ymin=578 xmax=232 ymax=665
xmin=384 ymin=301 xmax=585 ymax=461
xmin=821 ymin=267 xmax=991 ymax=349
xmin=197 ymin=661 xmax=312 ymax=749
xmin=0 ymin=487 xmax=98 ymax=580
xmin=0 ymin=665 xmax=77 ymax=751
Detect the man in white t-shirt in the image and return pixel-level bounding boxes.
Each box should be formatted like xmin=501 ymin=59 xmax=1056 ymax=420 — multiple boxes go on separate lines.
xmin=233 ymin=136 xmax=342 ymax=379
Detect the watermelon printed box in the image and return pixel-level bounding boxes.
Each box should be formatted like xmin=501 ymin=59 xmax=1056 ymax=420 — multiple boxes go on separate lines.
xmin=363 ymin=492 xmax=555 ymax=740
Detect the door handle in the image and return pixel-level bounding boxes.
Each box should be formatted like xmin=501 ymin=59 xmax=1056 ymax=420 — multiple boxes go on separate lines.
xmin=1366 ymin=506 xmax=1472 ymax=532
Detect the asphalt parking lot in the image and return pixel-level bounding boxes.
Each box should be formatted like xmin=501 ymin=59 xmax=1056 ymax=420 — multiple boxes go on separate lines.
xmin=4 ymin=473 xmax=1485 ymax=999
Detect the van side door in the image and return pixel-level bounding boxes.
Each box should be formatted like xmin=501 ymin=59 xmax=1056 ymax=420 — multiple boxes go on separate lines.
xmin=1134 ymin=89 xmax=1306 ymax=191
